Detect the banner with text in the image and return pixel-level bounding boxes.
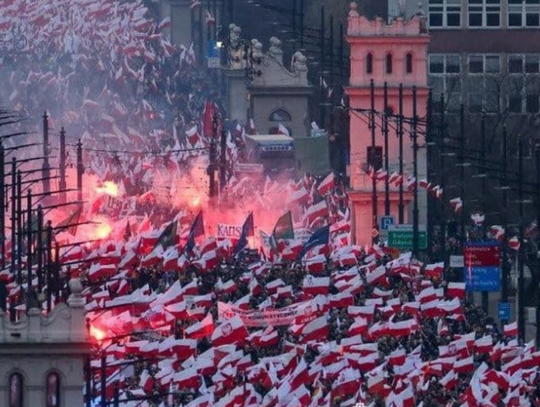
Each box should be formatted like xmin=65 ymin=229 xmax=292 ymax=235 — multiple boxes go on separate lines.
xmin=218 ymin=301 xmax=315 ymax=327
xmin=217 ymin=224 xmax=242 ymax=240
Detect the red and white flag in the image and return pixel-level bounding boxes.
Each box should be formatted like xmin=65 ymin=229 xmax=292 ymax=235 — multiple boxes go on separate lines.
xmin=185 ymin=314 xmax=214 ymax=339
xmin=317 ymin=173 xmax=335 ymax=195
xmin=211 ymin=316 xmax=249 ymax=346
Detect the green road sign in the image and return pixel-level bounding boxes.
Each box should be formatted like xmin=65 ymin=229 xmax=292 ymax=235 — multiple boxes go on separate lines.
xmin=387 ymin=224 xmax=428 ymax=250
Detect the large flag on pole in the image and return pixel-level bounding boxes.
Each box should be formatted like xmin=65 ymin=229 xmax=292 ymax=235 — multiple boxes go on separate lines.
xmin=233 ymin=212 xmax=254 ymax=255
xmin=55 ymin=206 xmax=82 ymax=236
xmin=155 ymin=220 xmax=178 ymax=251
xmin=298 ymin=225 xmax=330 ymax=260
xmin=271 ymin=211 xmax=294 ymax=251
xmin=185 ymin=211 xmax=205 ymax=253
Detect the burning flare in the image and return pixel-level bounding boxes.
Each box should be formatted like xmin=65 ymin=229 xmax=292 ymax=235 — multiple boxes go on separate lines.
xmin=95 ymin=181 xmax=119 ymax=197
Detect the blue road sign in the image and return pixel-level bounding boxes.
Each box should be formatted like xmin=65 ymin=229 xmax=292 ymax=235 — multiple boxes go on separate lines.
xmin=380 ymin=216 xmax=394 ymax=231
xmin=463 ymin=266 xmax=501 ymax=291
xmin=498 ymin=302 xmax=510 ymax=320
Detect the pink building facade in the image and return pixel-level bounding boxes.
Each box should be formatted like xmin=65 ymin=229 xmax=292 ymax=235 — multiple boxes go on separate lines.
xmin=346 ymin=3 xmax=430 ymax=246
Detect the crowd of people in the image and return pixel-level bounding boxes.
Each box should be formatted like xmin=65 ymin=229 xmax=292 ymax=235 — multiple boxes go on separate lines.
xmin=1 ymin=1 xmax=539 ymax=407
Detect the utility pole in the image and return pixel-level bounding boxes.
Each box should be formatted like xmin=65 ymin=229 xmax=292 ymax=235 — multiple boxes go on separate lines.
xmin=299 ymin=0 xmax=304 ymax=49
xmin=208 ymin=115 xmax=218 ymax=200
xmin=9 ymin=158 xmax=16 ymax=275
xmin=459 ymin=104 xmax=466 ymax=243
xmin=383 ymin=82 xmax=390 ymax=216
xmin=77 ymin=140 xmax=84 ymax=203
xmin=0 ymin=142 xmax=4 ymax=270
xmin=536 ymin=144 xmax=540 ymax=347
xmin=370 ymin=79 xmax=378 ymax=245
xmin=59 ymin=127 xmax=67 ymax=204
xmin=398 ymin=84 xmax=404 ymax=224
xmin=16 ymin=170 xmax=23 ymax=286
xmin=26 ymin=189 xmax=33 ymax=293
xmin=439 ymin=93 xmax=446 ymax=263
xmin=219 ymin=120 xmax=227 ymax=194
xmin=518 ymin=138 xmax=525 ymax=342
xmin=36 ymin=205 xmax=44 ymax=293
xmin=501 ymin=127 xmax=509 ymax=325
xmin=319 ymin=6 xmax=326 ymax=129
xmin=412 ymin=86 xmax=419 ymax=257
xmin=42 ymin=112 xmax=51 ymax=196
xmin=481 ymin=119 xmax=489 ymax=313
xmin=101 ymin=353 xmax=107 ymax=407
xmin=426 ymin=89 xmax=434 ymax=257
xmin=46 ymin=221 xmax=53 ymax=313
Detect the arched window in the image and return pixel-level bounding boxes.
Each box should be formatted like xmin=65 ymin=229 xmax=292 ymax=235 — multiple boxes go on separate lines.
xmin=406 ymin=53 xmax=413 ymax=74
xmin=9 ymin=373 xmax=23 ymax=407
xmin=366 ymin=53 xmax=373 ymax=74
xmin=46 ymin=372 xmax=60 ymax=407
xmin=386 ymin=54 xmax=393 ymax=74
xmin=269 ymin=109 xmax=292 ymax=122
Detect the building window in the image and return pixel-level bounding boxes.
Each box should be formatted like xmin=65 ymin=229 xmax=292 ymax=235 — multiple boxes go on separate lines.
xmin=468 ymin=54 xmax=500 ymax=74
xmin=386 ymin=54 xmax=393 ymax=74
xmin=269 ymin=109 xmax=292 ymax=122
xmin=405 ymin=53 xmax=413 ymax=74
xmin=509 ymin=0 xmax=540 ymax=28
xmin=46 ymin=372 xmax=60 ymax=407
xmin=428 ymin=0 xmax=461 ymax=28
xmin=466 ymin=55 xmax=501 ymax=113
xmin=508 ymin=54 xmax=540 ymax=113
xmin=468 ymin=0 xmax=501 ymax=28
xmin=429 ymin=54 xmax=462 ymax=110
xmin=366 ymin=53 xmax=373 ymax=74
xmin=9 ymin=373 xmax=23 ymax=407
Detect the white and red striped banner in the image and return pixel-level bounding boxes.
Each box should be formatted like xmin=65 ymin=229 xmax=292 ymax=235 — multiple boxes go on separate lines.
xmin=217 ymin=301 xmax=315 ymax=327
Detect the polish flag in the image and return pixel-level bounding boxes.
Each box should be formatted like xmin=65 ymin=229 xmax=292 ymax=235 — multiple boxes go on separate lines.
xmin=185 ymin=314 xmax=214 ymax=339
xmin=450 ymin=197 xmax=462 ymax=212
xmin=301 ymin=315 xmax=328 ymax=342
xmin=174 ymin=366 xmax=200 ymax=388
xmin=424 ymin=262 xmax=444 ymax=279
xmin=503 ymin=321 xmax=518 ymax=337
xmin=446 ymin=282 xmax=466 ymax=299
xmin=453 ymin=356 xmax=474 ymax=374
xmin=348 ymin=317 xmax=368 ymax=336
xmin=278 ymin=123 xmax=290 ymax=137
xmin=305 ymin=200 xmax=329 ymax=223
xmin=259 ymin=326 xmax=280 ymax=348
xmin=375 ymin=169 xmax=388 ymax=181
xmin=474 ymin=335 xmax=493 ymax=354
xmin=317 ymin=172 xmax=335 ymax=195
xmin=388 ymin=348 xmax=406 ymax=366
xmin=211 ymin=316 xmax=249 ymax=346
xmin=302 ymin=276 xmax=330 ymax=296
xmin=388 ymin=172 xmax=402 ymax=186
xmin=419 ymin=179 xmax=431 ymax=189
xmin=305 ymin=254 xmax=326 ymax=274
xmin=388 ymin=319 xmax=414 ymax=337
xmin=366 ymin=265 xmax=386 ymax=285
